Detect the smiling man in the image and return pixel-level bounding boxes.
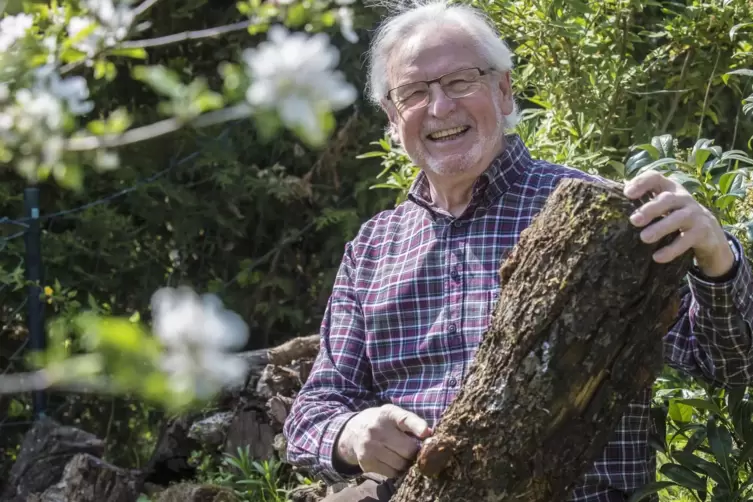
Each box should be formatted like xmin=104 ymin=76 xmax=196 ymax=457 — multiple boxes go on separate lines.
xmin=283 ymin=1 xmax=753 ymax=501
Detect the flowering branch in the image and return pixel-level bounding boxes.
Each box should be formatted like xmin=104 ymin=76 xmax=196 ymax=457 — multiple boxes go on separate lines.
xmin=65 ymin=103 xmax=251 ymax=151
xmin=120 ymin=19 xmax=253 ymax=49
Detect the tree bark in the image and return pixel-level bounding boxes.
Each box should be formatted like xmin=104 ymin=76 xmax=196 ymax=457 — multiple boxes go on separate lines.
xmin=391 ymin=178 xmax=691 ymax=502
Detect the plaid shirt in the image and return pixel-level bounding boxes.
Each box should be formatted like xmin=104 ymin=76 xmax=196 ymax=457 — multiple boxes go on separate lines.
xmin=283 ymin=134 xmax=753 ymax=500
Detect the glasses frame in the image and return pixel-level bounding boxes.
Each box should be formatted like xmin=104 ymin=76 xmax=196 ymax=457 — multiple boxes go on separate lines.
xmin=385 ymin=67 xmax=496 ymax=112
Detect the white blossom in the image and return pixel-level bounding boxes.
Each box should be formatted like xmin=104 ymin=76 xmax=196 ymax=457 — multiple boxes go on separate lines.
xmin=337 ymin=7 xmax=358 ymax=43
xmin=0 ymin=65 xmax=94 ymax=179
xmin=242 ymin=25 xmax=357 ymax=145
xmin=68 ymin=0 xmax=135 ymax=57
xmin=0 ymin=13 xmax=33 ymax=52
xmin=32 ymin=64 xmax=95 ymax=116
xmin=150 ymin=286 xmax=250 ymax=398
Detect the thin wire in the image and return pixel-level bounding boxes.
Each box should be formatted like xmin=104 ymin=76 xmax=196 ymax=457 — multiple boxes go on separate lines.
xmin=6 ymin=127 xmax=232 ymax=225
xmin=0 ymin=218 xmax=28 ymax=228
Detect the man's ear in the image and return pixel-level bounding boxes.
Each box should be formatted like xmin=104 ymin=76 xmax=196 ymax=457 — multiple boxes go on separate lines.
xmin=496 ymin=71 xmax=514 ymax=116
xmin=380 ymin=98 xmax=401 ymax=144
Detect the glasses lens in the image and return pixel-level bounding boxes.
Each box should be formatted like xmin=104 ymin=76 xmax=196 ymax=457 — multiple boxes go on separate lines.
xmin=441 ymin=68 xmax=482 ymax=98
xmin=391 ymin=83 xmax=429 ymax=111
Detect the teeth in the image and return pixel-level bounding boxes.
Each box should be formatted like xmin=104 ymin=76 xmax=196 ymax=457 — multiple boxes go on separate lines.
xmin=428 ymin=126 xmax=467 ymax=140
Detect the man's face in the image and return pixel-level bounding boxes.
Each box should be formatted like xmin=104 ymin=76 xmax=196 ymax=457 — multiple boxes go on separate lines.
xmin=382 ymin=27 xmax=514 ymax=178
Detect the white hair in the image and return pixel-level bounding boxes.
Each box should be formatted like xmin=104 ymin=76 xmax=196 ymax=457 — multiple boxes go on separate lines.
xmin=364 ymin=0 xmax=520 ymax=129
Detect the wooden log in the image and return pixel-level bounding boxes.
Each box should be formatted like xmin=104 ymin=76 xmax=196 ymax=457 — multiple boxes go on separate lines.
xmin=236 ymin=334 xmax=320 ymax=375
xmin=391 ymin=178 xmax=691 ymax=502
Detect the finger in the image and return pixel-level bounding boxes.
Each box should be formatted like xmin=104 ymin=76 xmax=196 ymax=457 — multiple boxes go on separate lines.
xmin=629 ymin=191 xmax=692 ymax=227
xmin=638 ymin=206 xmax=694 ymax=244
xmin=361 ymin=448 xmax=405 ymax=478
xmin=624 ymin=171 xmax=674 ymax=200
xmin=382 ymin=428 xmax=422 ymax=460
xmin=389 ymin=407 xmax=431 ymax=439
xmin=376 ymin=443 xmax=411 ymax=472
xmin=653 ymin=228 xmax=699 ymax=263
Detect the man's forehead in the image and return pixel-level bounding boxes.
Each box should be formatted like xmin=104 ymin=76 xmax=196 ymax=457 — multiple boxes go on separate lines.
xmin=388 ymin=28 xmax=482 ymax=86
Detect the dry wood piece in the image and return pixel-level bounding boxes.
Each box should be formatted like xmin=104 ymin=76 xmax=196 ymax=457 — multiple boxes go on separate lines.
xmin=27 ymin=454 xmax=140 ymax=502
xmin=391 ymin=178 xmax=691 ymax=502
xmin=0 ymin=417 xmax=105 ymax=502
xmin=267 ymin=334 xmax=321 ymax=366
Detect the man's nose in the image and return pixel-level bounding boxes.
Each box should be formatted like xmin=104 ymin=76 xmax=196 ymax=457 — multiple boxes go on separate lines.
xmin=428 ymin=83 xmax=455 ymax=119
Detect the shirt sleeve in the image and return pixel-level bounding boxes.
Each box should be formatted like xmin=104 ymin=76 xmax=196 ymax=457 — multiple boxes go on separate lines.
xmin=282 ymin=241 xmax=380 ymax=483
xmin=664 ymin=236 xmax=753 ymax=386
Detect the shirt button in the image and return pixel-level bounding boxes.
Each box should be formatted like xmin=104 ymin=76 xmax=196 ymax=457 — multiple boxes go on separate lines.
xmin=453 ymin=220 xmax=463 ymax=228
xmin=448 ymin=323 xmax=457 ymax=333
xmin=451 ymin=269 xmax=460 ymax=280
xmin=448 ymin=377 xmax=457 ymax=387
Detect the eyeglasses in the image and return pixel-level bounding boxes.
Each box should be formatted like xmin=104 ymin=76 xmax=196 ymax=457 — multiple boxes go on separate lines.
xmin=386 ymin=67 xmax=494 ymax=112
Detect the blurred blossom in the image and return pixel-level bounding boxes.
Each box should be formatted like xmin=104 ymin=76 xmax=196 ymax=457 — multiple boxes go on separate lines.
xmin=0 ymin=65 xmax=94 ymax=180
xmin=68 ymin=0 xmax=135 ymax=57
xmin=0 ymin=13 xmax=33 ymax=52
xmin=150 ymin=286 xmax=250 ymax=398
xmin=242 ymin=25 xmax=357 ymax=145
xmin=337 ymin=7 xmax=358 ymax=43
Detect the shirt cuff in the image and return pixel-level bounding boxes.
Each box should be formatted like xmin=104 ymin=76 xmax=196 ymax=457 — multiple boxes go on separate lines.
xmin=687 ymin=237 xmax=751 ymax=313
xmin=318 ymin=411 xmax=362 ymax=483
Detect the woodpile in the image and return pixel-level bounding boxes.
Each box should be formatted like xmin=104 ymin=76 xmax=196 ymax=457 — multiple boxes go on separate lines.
xmin=0 ymin=335 xmax=325 ymax=502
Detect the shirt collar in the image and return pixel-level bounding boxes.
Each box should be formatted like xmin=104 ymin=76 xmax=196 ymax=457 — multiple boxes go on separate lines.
xmin=407 ymin=133 xmax=531 ymax=215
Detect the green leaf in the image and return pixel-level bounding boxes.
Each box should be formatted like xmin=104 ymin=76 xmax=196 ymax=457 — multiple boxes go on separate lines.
xmin=660 ymin=463 xmax=707 ymax=491
xmin=718 ymin=171 xmax=744 ymax=195
xmin=668 ymin=172 xmax=701 ymax=193
xmin=132 ymin=65 xmax=185 ymax=98
xmin=286 ymin=2 xmax=306 ymax=27
xmin=627 ymin=481 xmax=677 ymax=502
xmin=722 ymin=69 xmax=753 ymax=85
xmin=356 ymin=151 xmax=387 ymax=159
xmin=683 ymin=428 xmax=707 ymax=454
xmin=651 ymin=134 xmax=674 ymax=158
xmin=672 ymin=450 xmax=729 ymax=488
xmin=107 ymin=47 xmax=148 ymax=59
xmin=669 ymin=399 xmax=694 ymax=423
xmin=730 ymin=23 xmax=753 ymax=40
xmin=635 ymin=143 xmax=661 ymax=160
xmin=707 ymin=419 xmax=733 ymax=479
xmin=675 ymin=398 xmax=723 ymax=417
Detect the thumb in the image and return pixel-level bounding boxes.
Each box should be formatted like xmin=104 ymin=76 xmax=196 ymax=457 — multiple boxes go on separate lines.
xmin=388 ymin=406 xmax=431 ymax=438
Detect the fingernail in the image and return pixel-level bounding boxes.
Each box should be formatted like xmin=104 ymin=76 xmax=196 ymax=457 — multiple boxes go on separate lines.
xmin=630 ymin=212 xmax=644 ymax=225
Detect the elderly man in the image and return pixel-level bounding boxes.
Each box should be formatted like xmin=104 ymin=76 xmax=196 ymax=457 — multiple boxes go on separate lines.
xmin=283 ymin=1 xmax=753 ymax=501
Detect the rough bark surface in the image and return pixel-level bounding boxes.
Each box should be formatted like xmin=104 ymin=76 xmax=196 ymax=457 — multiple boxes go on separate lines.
xmin=391 ymin=178 xmax=691 ymax=502
xmin=0 ymin=417 xmax=105 ymax=502
xmin=27 ymin=453 xmax=139 ymax=502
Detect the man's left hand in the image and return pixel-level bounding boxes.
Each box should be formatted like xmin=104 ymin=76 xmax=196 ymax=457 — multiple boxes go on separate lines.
xmin=623 ymin=170 xmax=735 ymax=278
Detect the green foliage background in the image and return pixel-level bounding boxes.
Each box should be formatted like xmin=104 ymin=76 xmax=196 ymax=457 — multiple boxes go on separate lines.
xmin=2 ymin=0 xmax=753 ymax=500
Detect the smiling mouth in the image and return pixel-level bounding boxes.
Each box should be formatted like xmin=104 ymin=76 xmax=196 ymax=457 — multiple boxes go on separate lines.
xmin=427 ymin=126 xmax=470 ymax=142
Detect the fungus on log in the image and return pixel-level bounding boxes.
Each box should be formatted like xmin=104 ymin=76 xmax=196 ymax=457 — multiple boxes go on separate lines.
xmin=391 ymin=178 xmax=691 ymax=502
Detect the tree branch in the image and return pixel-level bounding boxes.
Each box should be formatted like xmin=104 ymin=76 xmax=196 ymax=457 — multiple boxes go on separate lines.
xmin=120 ymin=20 xmax=252 ymax=49
xmin=65 ymin=104 xmax=252 ymax=152
xmin=60 ymin=20 xmax=253 ymax=75
xmin=134 ymin=0 xmax=162 ymax=16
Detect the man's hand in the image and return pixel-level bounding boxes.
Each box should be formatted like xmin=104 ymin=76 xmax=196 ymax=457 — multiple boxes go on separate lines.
xmin=335 ymin=404 xmax=432 ymax=478
xmin=624 ymin=171 xmax=735 ymax=277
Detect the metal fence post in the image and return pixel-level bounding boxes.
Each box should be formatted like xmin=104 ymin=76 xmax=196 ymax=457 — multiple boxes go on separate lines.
xmin=23 ymin=186 xmax=46 ymax=418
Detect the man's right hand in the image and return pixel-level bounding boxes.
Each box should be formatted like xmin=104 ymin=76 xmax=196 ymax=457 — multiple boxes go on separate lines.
xmin=334 ymin=404 xmax=432 ymax=478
